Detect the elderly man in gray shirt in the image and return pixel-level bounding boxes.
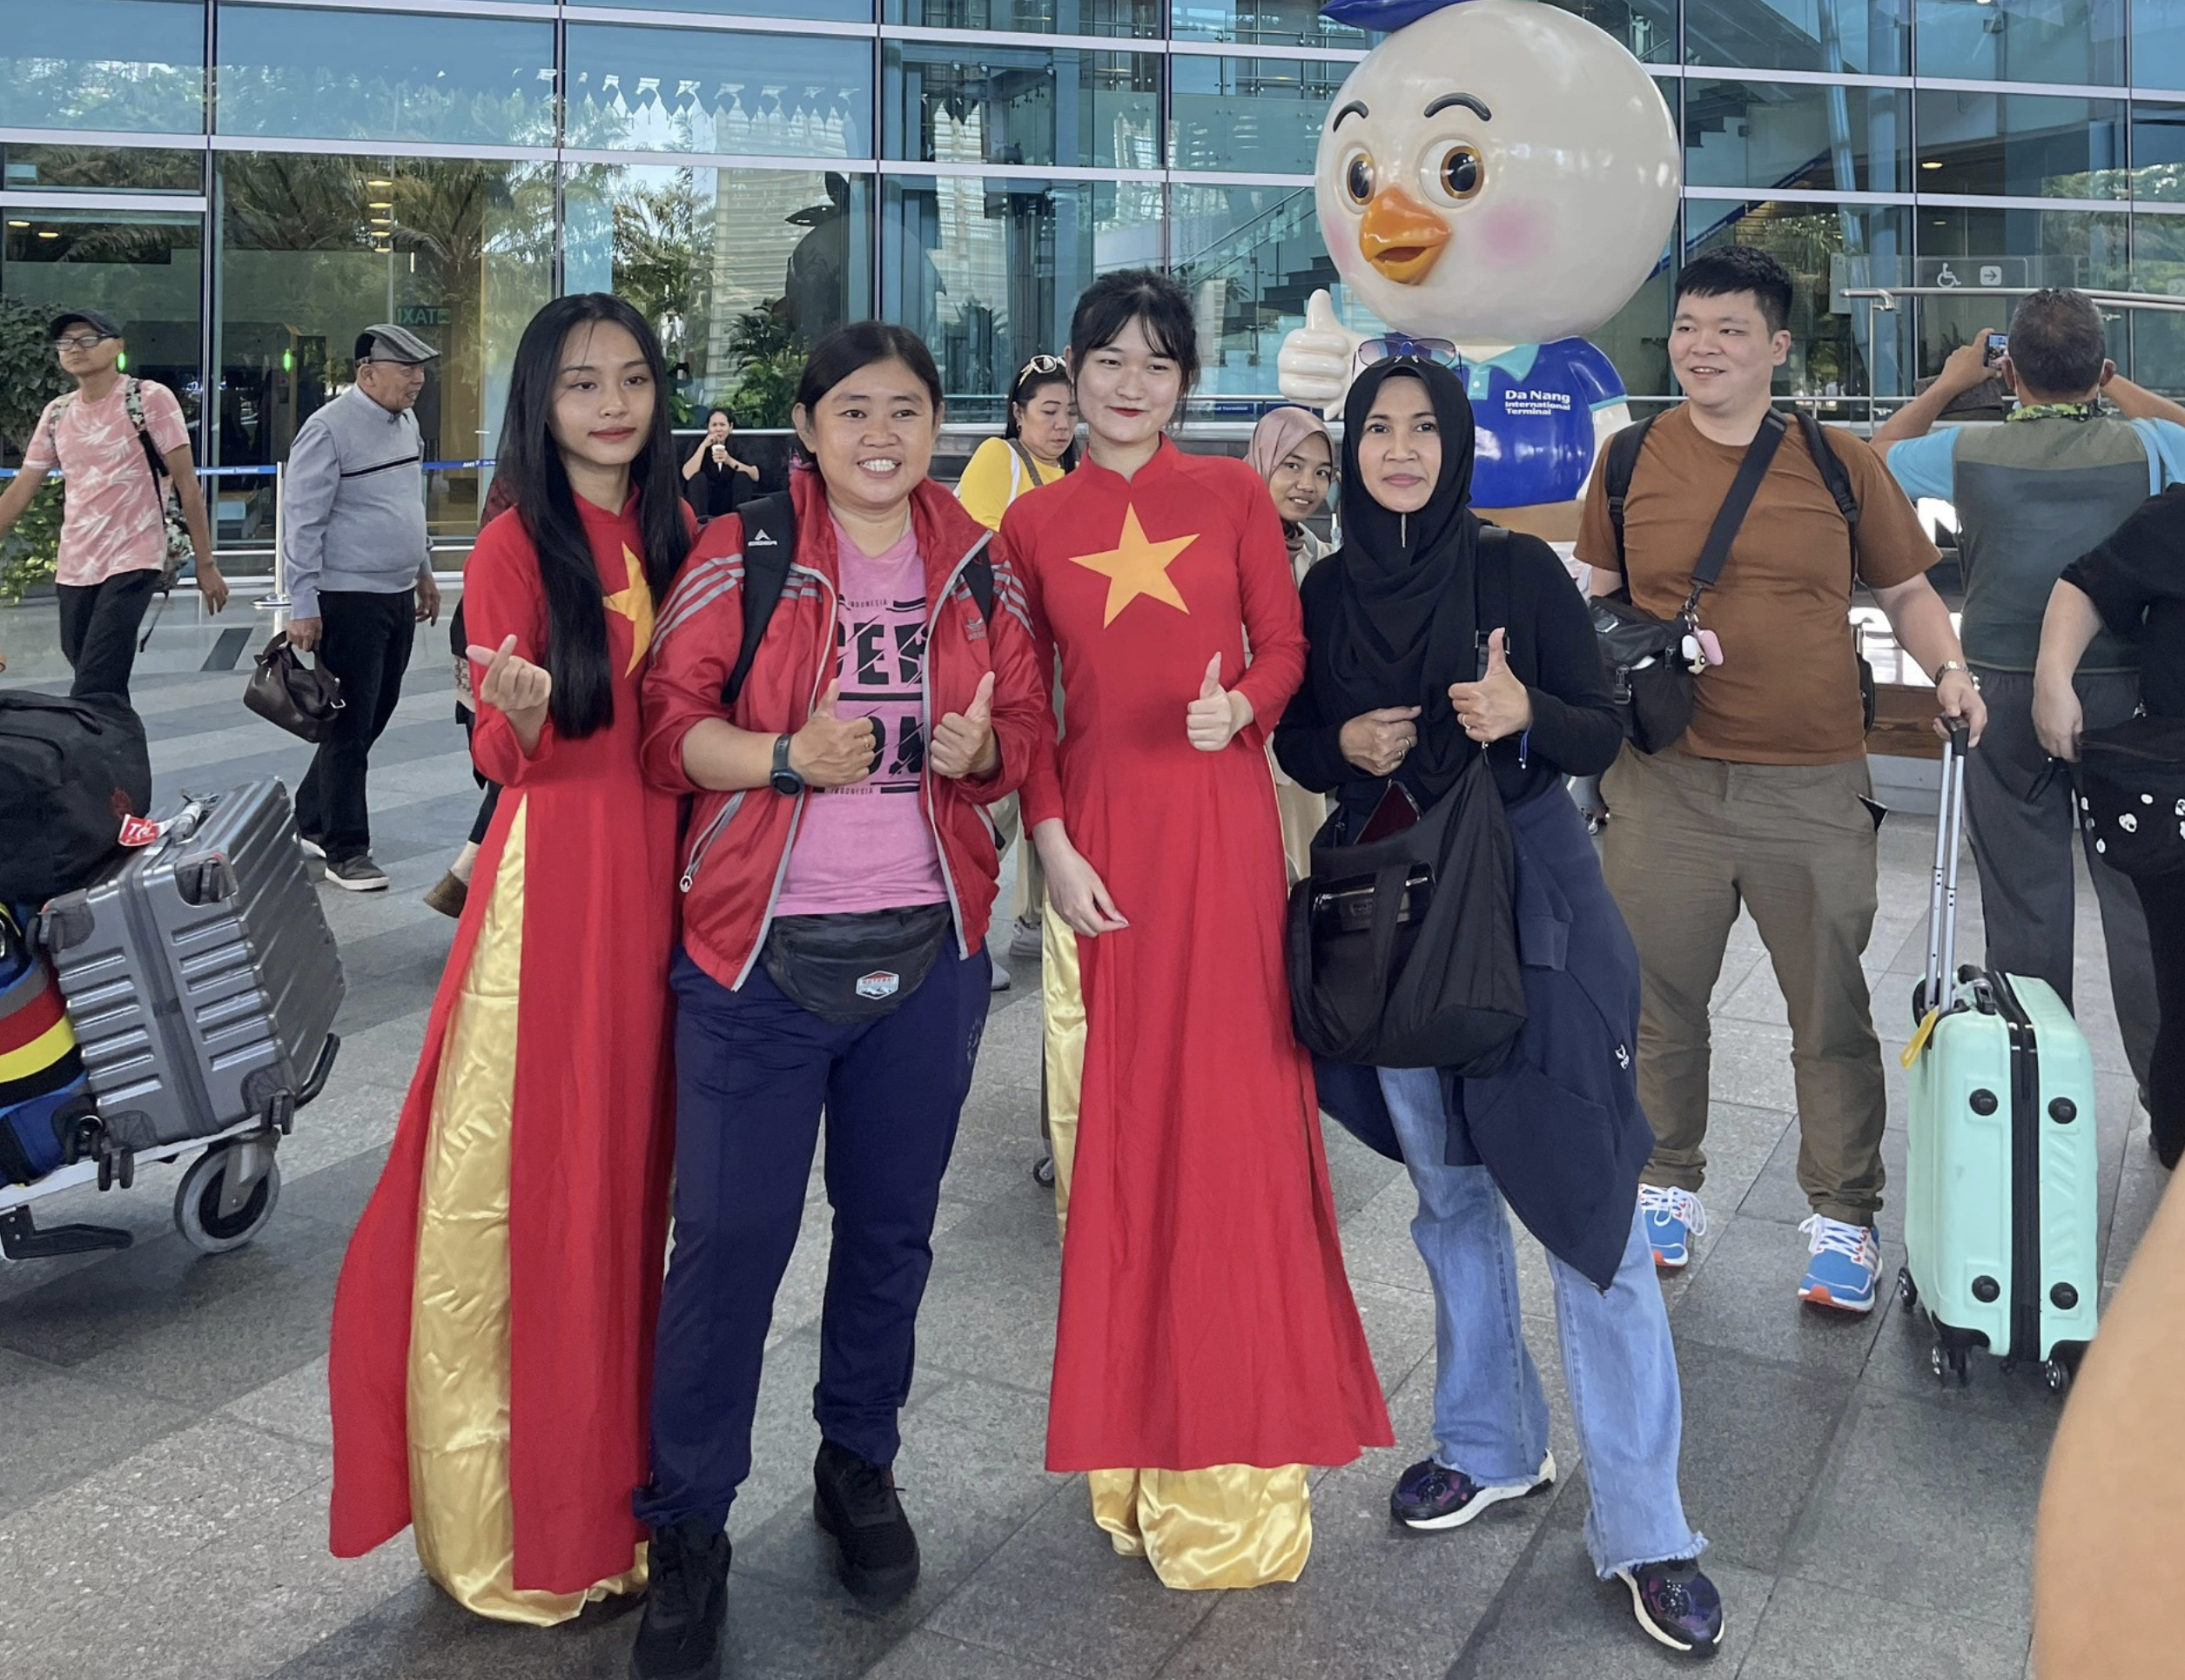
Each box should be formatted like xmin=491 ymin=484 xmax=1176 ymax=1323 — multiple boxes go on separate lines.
xmin=282 ymin=323 xmax=443 ymax=890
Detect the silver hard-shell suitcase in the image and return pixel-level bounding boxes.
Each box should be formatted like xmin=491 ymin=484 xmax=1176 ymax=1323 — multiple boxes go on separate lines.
xmin=37 ymin=780 xmax=343 ymax=1159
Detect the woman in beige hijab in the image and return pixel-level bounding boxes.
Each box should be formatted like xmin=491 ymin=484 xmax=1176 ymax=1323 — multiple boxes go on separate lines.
xmin=1247 ymin=406 xmax=1337 ymax=877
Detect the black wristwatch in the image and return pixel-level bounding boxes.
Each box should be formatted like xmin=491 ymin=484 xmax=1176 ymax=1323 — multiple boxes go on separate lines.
xmin=770 ymin=733 xmax=804 ymax=796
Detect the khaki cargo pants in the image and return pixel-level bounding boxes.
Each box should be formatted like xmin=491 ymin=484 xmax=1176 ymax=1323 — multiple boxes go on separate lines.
xmin=1601 ymin=744 xmax=1887 ymax=1226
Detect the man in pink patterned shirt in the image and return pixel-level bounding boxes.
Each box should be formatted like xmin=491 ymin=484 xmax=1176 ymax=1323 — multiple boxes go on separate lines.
xmin=0 ymin=308 xmax=225 ymax=701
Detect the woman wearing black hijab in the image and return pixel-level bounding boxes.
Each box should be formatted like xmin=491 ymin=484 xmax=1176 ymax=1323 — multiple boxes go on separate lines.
xmin=1274 ymin=358 xmax=1724 ymax=1658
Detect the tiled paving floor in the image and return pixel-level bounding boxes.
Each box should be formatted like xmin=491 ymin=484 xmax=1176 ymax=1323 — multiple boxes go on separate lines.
xmin=2 ymin=595 xmax=2158 ymax=1680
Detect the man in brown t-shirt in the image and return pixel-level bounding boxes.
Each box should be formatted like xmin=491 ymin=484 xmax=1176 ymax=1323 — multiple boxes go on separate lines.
xmin=1578 ymin=245 xmax=1987 ymax=1315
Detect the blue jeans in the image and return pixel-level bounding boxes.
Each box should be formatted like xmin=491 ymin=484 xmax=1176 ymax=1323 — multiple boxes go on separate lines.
xmin=1377 ymin=1065 xmax=1705 ymax=1578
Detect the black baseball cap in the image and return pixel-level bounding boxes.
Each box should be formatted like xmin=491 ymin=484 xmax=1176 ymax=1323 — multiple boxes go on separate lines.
xmin=50 ymin=308 xmax=122 ymax=341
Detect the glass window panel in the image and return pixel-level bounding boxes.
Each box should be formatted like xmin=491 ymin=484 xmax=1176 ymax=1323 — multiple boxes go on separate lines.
xmin=1168 ymin=0 xmax=1375 ymax=45
xmin=1914 ymin=204 xmax=2128 ymax=379
xmin=2133 ymin=103 xmax=2185 ymax=202
xmin=3 ymin=145 xmax=204 ymax=195
xmin=213 ymin=7 xmax=556 ymax=146
xmin=2135 ymin=0 xmax=2185 ymax=90
xmin=0 ymin=0 xmax=205 ymax=133
xmin=1686 ymin=198 xmax=1917 ymax=400
xmin=1915 ymin=91 xmax=2127 ymax=199
xmin=1169 ymin=57 xmax=1348 ymax=176
xmin=1533 ymin=0 xmax=1677 ymax=64
xmin=1587 ymin=233 xmax=1677 ymax=401
xmin=0 ymin=212 xmax=203 ymax=435
xmin=1684 ymin=0 xmax=1908 ymax=77
xmin=561 ymin=165 xmax=871 ymax=425
xmin=884 ymin=0 xmax=1161 ymax=34
xmin=2128 ymin=214 xmax=2185 ymax=394
xmin=566 ymin=0 xmax=868 ymax=17
xmin=215 ymin=152 xmax=554 ymax=543
xmin=883 ymin=41 xmax=1160 ymax=170
xmin=1684 ymin=79 xmax=1910 ymax=195
xmin=565 ymin=27 xmax=872 ymax=159
xmin=881 ymin=174 xmax=1161 ymax=401
xmin=1169 ymin=183 xmax=1334 ymax=396
xmin=1915 ymin=0 xmax=2125 ymax=84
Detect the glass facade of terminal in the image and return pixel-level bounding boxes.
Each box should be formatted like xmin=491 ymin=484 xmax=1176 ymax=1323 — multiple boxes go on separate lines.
xmin=4 ymin=0 xmax=2185 ymax=534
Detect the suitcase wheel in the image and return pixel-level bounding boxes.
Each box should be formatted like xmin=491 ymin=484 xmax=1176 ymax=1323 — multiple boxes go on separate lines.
xmin=1895 ymin=1267 xmax=1918 ymax=1311
xmin=173 ymin=1143 xmax=282 ymax=1255
xmin=2043 ymin=1359 xmax=2072 ymax=1396
xmin=1032 ymin=1154 xmax=1056 ymax=1190
xmin=1928 ymin=1335 xmax=1971 ymax=1387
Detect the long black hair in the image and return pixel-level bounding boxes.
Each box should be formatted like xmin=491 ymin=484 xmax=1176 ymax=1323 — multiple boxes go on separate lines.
xmin=494 ymin=293 xmax=689 ymax=740
xmin=1067 ymin=268 xmax=1200 ymax=394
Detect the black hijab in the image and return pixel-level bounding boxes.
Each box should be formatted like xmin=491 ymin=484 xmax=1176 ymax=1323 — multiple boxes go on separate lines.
xmin=1314 ymin=355 xmax=1482 ymax=797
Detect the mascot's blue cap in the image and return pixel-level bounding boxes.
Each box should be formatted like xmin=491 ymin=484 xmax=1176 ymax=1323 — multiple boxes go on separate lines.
xmin=1321 ymin=0 xmax=1467 ymax=25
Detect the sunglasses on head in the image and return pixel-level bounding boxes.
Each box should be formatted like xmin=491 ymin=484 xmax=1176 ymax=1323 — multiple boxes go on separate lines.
xmin=1017 ymin=353 xmax=1066 ymax=380
xmin=1355 ymin=335 xmax=1459 ymax=370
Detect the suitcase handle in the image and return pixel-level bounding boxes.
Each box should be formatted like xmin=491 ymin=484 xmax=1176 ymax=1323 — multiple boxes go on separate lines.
xmin=1922 ymin=720 xmax=1973 ymax=1024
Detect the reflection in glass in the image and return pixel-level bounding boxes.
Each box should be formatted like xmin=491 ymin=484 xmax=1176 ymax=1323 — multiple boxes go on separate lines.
xmin=1684 ymin=0 xmax=1907 ymax=77
xmin=1915 ymin=205 xmax=2128 ymax=380
xmin=1170 ymin=184 xmax=1335 ymax=395
xmin=2128 ymin=215 xmax=2185 ymax=394
xmin=567 ymin=0 xmax=869 ymax=16
xmin=214 ymin=8 xmax=557 ymax=146
xmin=2135 ymin=0 xmax=2185 ymax=92
xmin=2132 ymin=104 xmax=2185 ymax=203
xmin=1916 ymin=92 xmax=2126 ymax=200
xmin=564 ymin=27 xmax=872 ymax=159
xmin=216 ymin=153 xmax=554 ymax=539
xmin=1533 ymin=0 xmax=1677 ymax=64
xmin=882 ymin=176 xmax=1161 ymax=401
xmin=1915 ymin=0 xmax=2124 ymax=85
xmin=1686 ymin=199 xmax=1915 ymax=400
xmin=563 ymin=165 xmax=871 ymax=427
xmin=1 ymin=213 xmax=203 ymax=429
xmin=1168 ymin=0 xmax=1372 ymax=44
xmin=1170 ymin=57 xmax=1350 ymax=176
xmin=1587 ymin=235 xmax=1677 ymax=401
xmin=0 ymin=0 xmax=205 ymax=133
xmin=885 ymin=0 xmax=1161 ymax=34
xmin=3 ymin=145 xmax=204 ymax=196
xmin=884 ymin=43 xmax=1160 ymax=171
xmin=1684 ymin=79 xmax=1909 ymax=196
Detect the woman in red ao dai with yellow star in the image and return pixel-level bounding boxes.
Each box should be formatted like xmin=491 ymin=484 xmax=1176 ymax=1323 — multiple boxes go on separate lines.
xmin=1003 ymin=270 xmax=1391 ymax=1589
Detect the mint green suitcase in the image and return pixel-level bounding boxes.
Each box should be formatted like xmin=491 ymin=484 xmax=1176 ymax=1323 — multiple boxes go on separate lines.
xmin=1899 ymin=726 xmax=2099 ymax=1392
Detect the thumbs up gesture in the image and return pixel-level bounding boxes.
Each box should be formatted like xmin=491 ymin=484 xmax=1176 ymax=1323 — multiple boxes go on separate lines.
xmin=1447 ymin=628 xmax=1532 ymax=745
xmin=931 ymin=669 xmax=1000 ymax=781
xmin=1186 ymin=652 xmax=1254 ymax=752
xmin=789 ymin=677 xmax=880 ymax=788
xmin=1276 ymin=289 xmax=1368 ymax=419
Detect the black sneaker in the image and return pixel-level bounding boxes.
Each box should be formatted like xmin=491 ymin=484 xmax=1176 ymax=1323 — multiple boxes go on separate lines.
xmin=629 ymin=1515 xmax=729 ymax=1680
xmin=812 ymin=1440 xmax=919 ymax=1607
xmin=1614 ymin=1557 xmax=1724 ymax=1656
xmin=323 ymin=852 xmax=389 ymax=892
xmin=1389 ymin=1452 xmax=1556 ymax=1530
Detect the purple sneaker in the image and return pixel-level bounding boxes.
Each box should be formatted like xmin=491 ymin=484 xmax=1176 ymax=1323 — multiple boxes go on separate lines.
xmin=1388 ymin=1452 xmax=1555 ymax=1531
xmin=1615 ymin=1558 xmax=1724 ymax=1656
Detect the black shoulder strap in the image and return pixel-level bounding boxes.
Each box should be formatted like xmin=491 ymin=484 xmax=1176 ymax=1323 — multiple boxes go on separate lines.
xmin=965 ymin=554 xmax=995 ymax=622
xmin=1683 ymin=410 xmax=1789 ymax=610
xmin=1603 ymin=413 xmax=1658 ymax=573
xmin=722 ymin=492 xmax=795 ymax=708
xmin=1475 ymin=525 xmax=1512 ymax=679
xmin=1797 ymin=411 xmax=1861 ymax=531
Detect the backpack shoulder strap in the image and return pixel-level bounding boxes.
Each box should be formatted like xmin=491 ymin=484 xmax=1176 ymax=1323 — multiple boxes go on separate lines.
xmin=1475 ymin=524 xmax=1512 ymax=675
xmin=722 ymin=492 xmax=796 ymax=708
xmin=1797 ymin=411 xmax=1861 ymax=531
xmin=1602 ymin=413 xmax=1657 ymax=575
xmin=965 ymin=553 xmax=995 ymax=622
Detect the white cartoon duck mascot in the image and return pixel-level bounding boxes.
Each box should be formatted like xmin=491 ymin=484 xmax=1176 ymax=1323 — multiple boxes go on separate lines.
xmin=1279 ymin=0 xmax=1681 ymax=540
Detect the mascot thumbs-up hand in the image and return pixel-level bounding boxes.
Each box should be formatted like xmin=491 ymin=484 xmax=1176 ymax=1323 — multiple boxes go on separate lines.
xmin=1277 ymin=289 xmax=1368 ymax=420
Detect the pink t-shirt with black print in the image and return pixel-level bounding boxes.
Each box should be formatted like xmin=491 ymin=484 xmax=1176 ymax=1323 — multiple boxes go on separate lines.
xmin=23 ymin=378 xmax=190 ymax=588
xmin=773 ymin=519 xmax=949 ymax=917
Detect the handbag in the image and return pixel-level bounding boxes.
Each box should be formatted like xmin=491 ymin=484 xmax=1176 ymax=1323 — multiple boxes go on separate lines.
xmin=244 ymin=632 xmax=346 ymax=743
xmin=761 ymin=904 xmax=953 ymax=1024
xmin=2073 ymin=713 xmax=2185 ymax=879
xmin=1593 ymin=411 xmax=1788 ymax=754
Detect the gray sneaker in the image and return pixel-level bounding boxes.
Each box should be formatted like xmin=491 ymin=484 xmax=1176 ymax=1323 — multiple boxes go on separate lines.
xmin=324 ymin=852 xmax=389 ymax=892
xmin=1008 ymin=917 xmax=1043 ymax=960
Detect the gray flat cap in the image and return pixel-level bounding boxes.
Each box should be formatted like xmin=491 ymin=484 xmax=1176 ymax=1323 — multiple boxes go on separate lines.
xmin=355 ymin=323 xmax=440 ymax=364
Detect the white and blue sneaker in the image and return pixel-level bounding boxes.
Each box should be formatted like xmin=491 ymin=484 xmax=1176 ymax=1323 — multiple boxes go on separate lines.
xmin=1798 ymin=1215 xmax=1881 ymax=1313
xmin=1639 ymin=1185 xmax=1706 ymax=1271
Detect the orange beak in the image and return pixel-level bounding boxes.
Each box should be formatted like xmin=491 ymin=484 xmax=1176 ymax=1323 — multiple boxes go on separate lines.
xmin=1360 ymin=186 xmax=1451 ymax=286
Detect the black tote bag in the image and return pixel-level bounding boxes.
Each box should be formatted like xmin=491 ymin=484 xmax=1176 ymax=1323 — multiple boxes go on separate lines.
xmin=2074 ymin=714 xmax=2185 ymax=879
xmin=1286 ymin=749 xmax=1525 ymax=1074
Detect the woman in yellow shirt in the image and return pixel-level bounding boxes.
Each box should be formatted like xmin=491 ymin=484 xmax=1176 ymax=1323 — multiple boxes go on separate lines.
xmin=958 ymin=355 xmax=1077 ymax=982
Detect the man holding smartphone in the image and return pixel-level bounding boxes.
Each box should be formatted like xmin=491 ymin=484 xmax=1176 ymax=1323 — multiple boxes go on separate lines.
xmin=1879 ymin=288 xmax=2185 ymax=1118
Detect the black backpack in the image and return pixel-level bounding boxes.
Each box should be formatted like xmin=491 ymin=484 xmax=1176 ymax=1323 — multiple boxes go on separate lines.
xmin=721 ymin=493 xmax=998 ymax=706
xmin=0 ymin=692 xmax=153 ymax=904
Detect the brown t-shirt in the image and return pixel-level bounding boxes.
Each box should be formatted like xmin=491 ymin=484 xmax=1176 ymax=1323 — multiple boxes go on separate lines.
xmin=1576 ymin=406 xmax=1938 ymax=765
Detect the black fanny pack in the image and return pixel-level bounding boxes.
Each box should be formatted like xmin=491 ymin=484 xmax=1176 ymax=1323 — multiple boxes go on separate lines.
xmin=761 ymin=904 xmax=953 ymax=1023
xmin=2074 ymin=713 xmax=2185 ymax=880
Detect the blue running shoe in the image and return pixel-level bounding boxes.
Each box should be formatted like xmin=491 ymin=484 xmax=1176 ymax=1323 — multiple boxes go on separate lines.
xmin=1615 ymin=1558 xmax=1724 ymax=1655
xmin=1388 ymin=1452 xmax=1555 ymax=1531
xmin=1640 ymin=1185 xmax=1706 ymax=1271
xmin=1797 ymin=1215 xmax=1881 ymax=1314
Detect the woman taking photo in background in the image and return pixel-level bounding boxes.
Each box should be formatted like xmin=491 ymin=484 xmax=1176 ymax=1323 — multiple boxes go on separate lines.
xmin=328 ymin=293 xmax=689 ymax=1623
xmin=628 ymin=321 xmax=1045 ymax=1680
xmin=1247 ymin=404 xmax=1339 ymax=879
xmin=1274 ymin=357 xmax=1723 ymax=1656
xmin=1003 ymin=269 xmax=1389 ymax=1591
